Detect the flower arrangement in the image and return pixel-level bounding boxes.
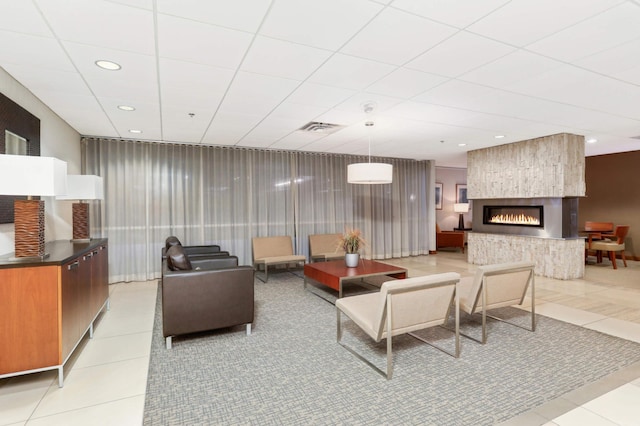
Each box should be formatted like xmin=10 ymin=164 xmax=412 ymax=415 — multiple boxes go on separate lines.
xmin=338 ymin=228 xmax=365 ymax=254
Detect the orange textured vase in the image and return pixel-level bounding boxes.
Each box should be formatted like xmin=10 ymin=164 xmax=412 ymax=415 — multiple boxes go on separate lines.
xmin=14 ymin=199 xmax=45 ymax=258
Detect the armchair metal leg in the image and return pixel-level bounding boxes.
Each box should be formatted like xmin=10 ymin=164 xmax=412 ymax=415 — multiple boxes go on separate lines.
xmin=246 ymin=323 xmax=252 ymax=335
xmin=165 ymin=336 xmax=172 ymax=349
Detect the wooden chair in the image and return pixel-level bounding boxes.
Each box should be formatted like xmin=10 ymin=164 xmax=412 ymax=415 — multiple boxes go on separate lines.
xmin=457 ymin=261 xmax=535 ymax=344
xmin=336 ymin=272 xmax=460 ymax=379
xmin=589 ymin=225 xmax=630 ymax=269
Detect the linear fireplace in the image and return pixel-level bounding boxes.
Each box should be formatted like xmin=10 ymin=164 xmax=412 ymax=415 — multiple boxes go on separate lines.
xmin=483 ymin=205 xmax=544 ymax=227
xmin=472 ymin=198 xmax=578 ymax=238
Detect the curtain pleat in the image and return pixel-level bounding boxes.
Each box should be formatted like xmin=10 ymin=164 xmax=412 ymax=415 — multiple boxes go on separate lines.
xmin=83 ymin=138 xmax=434 ymax=283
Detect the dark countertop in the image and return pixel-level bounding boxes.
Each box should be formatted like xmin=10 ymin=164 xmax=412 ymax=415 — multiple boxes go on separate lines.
xmin=0 ymin=238 xmax=108 ymax=269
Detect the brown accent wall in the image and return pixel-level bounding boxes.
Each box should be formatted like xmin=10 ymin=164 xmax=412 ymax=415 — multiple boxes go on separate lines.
xmin=581 ymin=151 xmax=639 ymax=260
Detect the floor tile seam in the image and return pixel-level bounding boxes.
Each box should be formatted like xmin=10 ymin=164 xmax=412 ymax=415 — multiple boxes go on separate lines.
xmin=27 ymin=394 xmax=147 ymax=422
xmin=84 ymin=330 xmax=153 ymax=343
xmin=71 ymin=354 xmax=151 ymax=372
xmin=575 ymin=403 xmax=625 ymax=425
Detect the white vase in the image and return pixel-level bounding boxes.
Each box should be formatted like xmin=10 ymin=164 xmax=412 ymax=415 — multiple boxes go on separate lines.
xmin=345 ymin=253 xmax=360 ymax=267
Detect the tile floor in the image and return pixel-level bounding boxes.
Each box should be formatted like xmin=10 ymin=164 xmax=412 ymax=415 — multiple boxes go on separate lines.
xmin=1 ymin=253 xmax=639 ymax=425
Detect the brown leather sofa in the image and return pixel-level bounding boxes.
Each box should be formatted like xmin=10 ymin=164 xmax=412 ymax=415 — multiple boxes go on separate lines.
xmin=436 ymin=224 xmax=465 ymax=253
xmin=162 ymin=244 xmax=254 ymax=349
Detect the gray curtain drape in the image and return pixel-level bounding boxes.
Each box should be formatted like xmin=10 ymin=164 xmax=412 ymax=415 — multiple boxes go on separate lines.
xmin=83 ymin=138 xmax=435 ymax=283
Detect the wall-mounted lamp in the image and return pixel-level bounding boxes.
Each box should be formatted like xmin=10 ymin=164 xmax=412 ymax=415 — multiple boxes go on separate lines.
xmin=56 ymin=175 xmax=104 ymax=242
xmin=454 ymin=203 xmax=469 ymax=230
xmin=0 ymin=154 xmax=67 ymax=258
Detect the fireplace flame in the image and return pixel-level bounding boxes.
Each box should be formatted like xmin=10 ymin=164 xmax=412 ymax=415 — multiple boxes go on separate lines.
xmin=489 ymin=213 xmax=540 ymax=226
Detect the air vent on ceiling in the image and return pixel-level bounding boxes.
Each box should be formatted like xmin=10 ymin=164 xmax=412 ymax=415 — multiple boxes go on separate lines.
xmin=298 ymin=121 xmax=344 ymax=134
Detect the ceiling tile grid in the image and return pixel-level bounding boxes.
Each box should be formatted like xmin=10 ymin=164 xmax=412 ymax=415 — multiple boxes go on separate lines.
xmin=0 ymin=0 xmax=637 ymax=167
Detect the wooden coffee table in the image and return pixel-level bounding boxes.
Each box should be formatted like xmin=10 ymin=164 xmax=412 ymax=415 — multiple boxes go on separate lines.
xmin=304 ymin=259 xmax=407 ymax=299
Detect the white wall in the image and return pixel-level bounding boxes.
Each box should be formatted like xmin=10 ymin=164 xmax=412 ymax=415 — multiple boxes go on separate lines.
xmin=0 ymin=68 xmax=81 ymax=255
xmin=435 ymin=166 xmax=469 ymax=231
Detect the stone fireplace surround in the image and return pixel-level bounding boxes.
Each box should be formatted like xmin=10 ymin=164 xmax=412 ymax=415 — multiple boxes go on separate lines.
xmin=466 ymin=133 xmax=586 ymax=280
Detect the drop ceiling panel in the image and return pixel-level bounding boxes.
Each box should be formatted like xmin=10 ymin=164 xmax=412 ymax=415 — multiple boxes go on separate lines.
xmin=0 ymin=31 xmax=75 ymax=72
xmin=241 ymin=36 xmax=332 ymax=81
xmin=413 ymin=80 xmax=497 ymax=109
xmin=407 ymin=31 xmax=516 ymax=78
xmin=458 ymin=50 xmax=563 ymax=88
xmin=574 ymin=38 xmax=640 ymax=85
xmin=161 ymin=106 xmax=213 ymax=143
xmin=157 ymin=0 xmax=271 ymax=32
xmin=259 ymin=0 xmax=383 ymax=50
xmin=466 ymin=0 xmax=624 ymax=47
xmin=202 ymin=111 xmax=263 ymax=145
xmin=159 ymin=58 xmax=234 ymax=110
xmin=0 ymin=1 xmax=52 ymax=36
xmin=64 ymin=42 xmax=159 ymax=104
xmin=157 ymin=14 xmax=252 ymax=69
xmin=366 ymin=68 xmax=449 ymax=99
xmin=35 ymin=0 xmax=156 ymax=55
xmin=526 ymin=2 xmax=640 ymax=62
xmin=340 ymin=7 xmax=456 ymax=65
xmin=217 ymin=71 xmax=300 ymax=116
xmin=505 ymin=65 xmax=640 ymax=118
xmin=307 ymin=53 xmax=396 ymax=90
xmin=1 ymin=64 xmax=89 ymax=96
xmin=391 ymin=0 xmax=511 ymax=29
xmin=286 ymin=82 xmax=356 ymax=108
xmin=40 ymin=94 xmax=115 ymax=136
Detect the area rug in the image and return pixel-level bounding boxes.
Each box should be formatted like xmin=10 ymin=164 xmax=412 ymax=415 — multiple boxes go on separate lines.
xmin=143 ymin=272 xmax=640 ymax=425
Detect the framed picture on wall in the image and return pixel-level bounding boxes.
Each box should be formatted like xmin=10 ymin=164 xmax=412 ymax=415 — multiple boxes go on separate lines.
xmin=456 ymin=184 xmax=468 ymax=204
xmin=435 ymin=182 xmax=443 ymax=210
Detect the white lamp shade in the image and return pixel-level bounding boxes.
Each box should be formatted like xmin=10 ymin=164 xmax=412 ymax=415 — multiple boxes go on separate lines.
xmin=57 ymin=175 xmax=104 ymax=200
xmin=347 ymin=163 xmax=393 ymax=184
xmin=0 ymin=154 xmax=67 ymax=196
xmin=454 ymin=203 xmax=469 ymax=213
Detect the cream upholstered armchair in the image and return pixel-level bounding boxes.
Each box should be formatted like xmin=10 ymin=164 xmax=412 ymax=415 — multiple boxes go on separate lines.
xmin=588 ymin=225 xmax=630 ymax=269
xmin=336 ymin=272 xmax=461 ymax=379
xmin=457 ymin=261 xmax=535 ymax=344
xmin=252 ymin=236 xmax=306 ymax=282
xmin=309 ymin=233 xmax=344 ymax=262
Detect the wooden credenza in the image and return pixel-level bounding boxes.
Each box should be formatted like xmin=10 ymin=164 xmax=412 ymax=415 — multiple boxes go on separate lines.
xmin=0 ymin=239 xmax=109 ymax=387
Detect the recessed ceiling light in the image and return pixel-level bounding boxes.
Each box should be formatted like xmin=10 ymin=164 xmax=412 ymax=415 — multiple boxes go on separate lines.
xmin=458 ymin=143 xmax=467 ymax=147
xmin=128 ymin=129 xmax=142 ymax=134
xmin=586 ymin=138 xmax=598 ymax=144
xmin=494 ymin=135 xmax=505 ymax=139
xmin=118 ymin=105 xmax=135 ymax=111
xmin=95 ymin=60 xmax=121 ymax=70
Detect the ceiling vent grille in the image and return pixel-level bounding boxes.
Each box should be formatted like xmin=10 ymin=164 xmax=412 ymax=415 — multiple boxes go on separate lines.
xmin=298 ymin=121 xmax=343 ymax=134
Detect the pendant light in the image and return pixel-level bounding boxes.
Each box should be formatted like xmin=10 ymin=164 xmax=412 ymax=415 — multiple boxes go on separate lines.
xmin=347 ymin=102 xmax=393 ymax=184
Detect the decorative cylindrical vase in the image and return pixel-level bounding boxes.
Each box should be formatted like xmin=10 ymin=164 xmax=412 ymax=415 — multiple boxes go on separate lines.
xmin=345 ymin=253 xmax=359 ymax=267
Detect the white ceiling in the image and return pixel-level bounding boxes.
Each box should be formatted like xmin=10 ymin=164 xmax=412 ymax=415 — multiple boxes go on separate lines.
xmin=1 ymin=0 xmax=640 ymax=167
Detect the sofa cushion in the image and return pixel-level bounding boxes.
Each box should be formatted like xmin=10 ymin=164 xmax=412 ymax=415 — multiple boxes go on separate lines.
xmin=167 ymin=245 xmax=192 ymax=271
xmin=165 ymin=236 xmax=182 ymax=251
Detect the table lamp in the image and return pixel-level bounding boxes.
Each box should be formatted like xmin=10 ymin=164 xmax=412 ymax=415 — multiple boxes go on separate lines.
xmin=56 ymin=175 xmax=104 ymax=242
xmin=454 ymin=203 xmax=469 ymax=230
xmin=0 ymin=154 xmax=67 ymax=258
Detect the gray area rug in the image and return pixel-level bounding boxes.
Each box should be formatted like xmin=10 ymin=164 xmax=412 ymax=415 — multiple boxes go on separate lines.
xmin=143 ymin=271 xmax=640 ymax=425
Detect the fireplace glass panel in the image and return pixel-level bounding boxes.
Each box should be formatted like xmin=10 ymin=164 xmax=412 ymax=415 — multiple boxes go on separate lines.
xmin=483 ymin=205 xmax=544 ymax=228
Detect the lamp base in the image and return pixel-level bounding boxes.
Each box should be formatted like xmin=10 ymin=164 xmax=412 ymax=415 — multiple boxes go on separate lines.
xmin=14 ymin=199 xmax=45 ymax=258
xmin=70 ymin=238 xmax=91 ymax=243
xmin=457 ymin=213 xmax=465 ymax=230
xmin=8 ymin=253 xmax=50 ymax=262
xmin=72 ymin=202 xmax=90 ymax=240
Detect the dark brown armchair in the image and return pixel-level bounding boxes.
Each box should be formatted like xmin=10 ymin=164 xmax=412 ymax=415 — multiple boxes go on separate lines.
xmin=162 ymin=245 xmax=254 ymax=349
xmin=436 ymin=224 xmax=465 ymax=253
xmin=161 ymin=235 xmax=224 ymax=259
